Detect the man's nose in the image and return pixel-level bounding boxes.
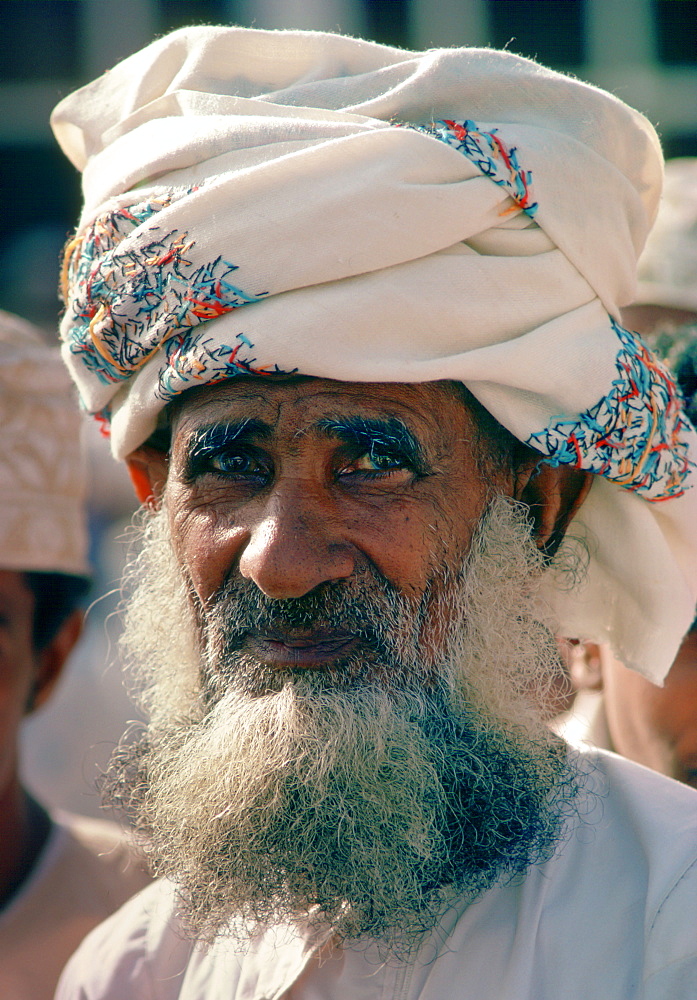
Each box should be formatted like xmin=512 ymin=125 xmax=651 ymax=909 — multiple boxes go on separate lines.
xmin=237 ymin=484 xmax=357 ymax=599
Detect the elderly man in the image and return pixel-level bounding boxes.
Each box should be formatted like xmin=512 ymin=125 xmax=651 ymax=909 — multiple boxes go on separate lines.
xmin=0 ymin=311 xmax=150 ymax=999
xmin=51 ymin=27 xmax=697 ymax=1000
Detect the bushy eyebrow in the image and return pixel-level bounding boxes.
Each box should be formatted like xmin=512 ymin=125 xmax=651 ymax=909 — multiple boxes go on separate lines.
xmin=186 ymin=419 xmax=271 ymax=460
xmin=183 ymin=414 xmax=426 ymax=478
xmin=316 ymin=416 xmax=425 ymax=469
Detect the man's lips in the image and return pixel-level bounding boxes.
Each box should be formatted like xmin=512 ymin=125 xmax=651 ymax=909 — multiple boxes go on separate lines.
xmin=243 ymin=630 xmax=360 ymax=667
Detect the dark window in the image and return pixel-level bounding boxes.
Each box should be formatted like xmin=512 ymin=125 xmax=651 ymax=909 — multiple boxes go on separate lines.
xmin=662 ymin=132 xmax=697 ymax=158
xmin=158 ymin=0 xmax=230 ymax=32
xmin=0 ymin=145 xmax=80 ymax=244
xmin=0 ymin=145 xmax=82 ymax=328
xmin=654 ymin=0 xmax=697 ymax=65
xmin=0 ymin=1 xmax=79 ymax=80
xmin=487 ymin=0 xmax=586 ymax=67
xmin=364 ymin=0 xmax=410 ymax=49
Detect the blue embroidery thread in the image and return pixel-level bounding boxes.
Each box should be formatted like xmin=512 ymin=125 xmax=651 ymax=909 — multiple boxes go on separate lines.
xmin=62 ymin=190 xmax=273 ymax=421
xmin=526 ymin=322 xmax=692 ymax=501
xmin=409 ymin=119 xmax=538 ymax=218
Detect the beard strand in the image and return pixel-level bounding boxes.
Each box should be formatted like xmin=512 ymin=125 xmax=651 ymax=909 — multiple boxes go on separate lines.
xmin=106 ymin=497 xmax=580 ymax=953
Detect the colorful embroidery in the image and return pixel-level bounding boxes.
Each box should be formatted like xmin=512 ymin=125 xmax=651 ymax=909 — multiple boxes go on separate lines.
xmin=156 ymin=330 xmax=289 ymax=406
xmin=411 ymin=119 xmax=538 ymax=218
xmin=526 ymin=322 xmax=693 ymax=501
xmin=61 ymin=190 xmax=266 ymax=402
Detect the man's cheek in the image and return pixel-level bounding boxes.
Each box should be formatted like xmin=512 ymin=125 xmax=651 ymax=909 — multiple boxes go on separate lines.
xmin=167 ymin=502 xmax=248 ymax=606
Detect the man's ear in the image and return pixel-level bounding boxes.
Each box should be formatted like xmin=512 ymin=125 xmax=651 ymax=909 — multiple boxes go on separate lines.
xmin=28 ymin=609 xmax=84 ymax=714
xmin=567 ymin=640 xmax=604 ymax=692
xmin=125 ymin=445 xmax=170 ymax=507
xmin=513 ymin=457 xmax=593 ymax=558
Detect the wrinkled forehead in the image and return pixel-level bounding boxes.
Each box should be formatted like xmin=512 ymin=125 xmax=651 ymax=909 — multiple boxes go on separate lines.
xmin=168 ymin=375 xmax=475 ymax=444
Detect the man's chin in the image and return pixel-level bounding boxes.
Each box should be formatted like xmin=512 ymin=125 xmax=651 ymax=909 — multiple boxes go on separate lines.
xmin=242 ymin=632 xmax=363 ymax=667
xmin=110 ymin=679 xmax=576 ymax=952
xmin=112 ymin=497 xmax=583 ymax=951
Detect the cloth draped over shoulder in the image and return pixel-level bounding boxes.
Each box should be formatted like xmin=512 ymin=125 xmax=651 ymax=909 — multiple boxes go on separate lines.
xmin=50 ymin=26 xmax=697 ymax=682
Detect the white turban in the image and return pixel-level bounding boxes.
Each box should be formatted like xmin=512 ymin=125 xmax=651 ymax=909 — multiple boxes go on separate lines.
xmin=0 ymin=310 xmax=89 ymax=576
xmin=51 ymin=26 xmax=697 ymax=682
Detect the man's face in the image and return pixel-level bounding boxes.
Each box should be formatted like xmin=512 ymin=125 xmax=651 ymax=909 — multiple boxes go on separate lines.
xmin=0 ymin=570 xmax=37 ymax=795
xmin=114 ymin=376 xmax=575 ymax=949
xmin=163 ymin=377 xmax=509 ymax=673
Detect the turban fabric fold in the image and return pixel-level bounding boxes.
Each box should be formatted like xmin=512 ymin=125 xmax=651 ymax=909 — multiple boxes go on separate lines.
xmin=51 ymin=26 xmax=697 ymax=682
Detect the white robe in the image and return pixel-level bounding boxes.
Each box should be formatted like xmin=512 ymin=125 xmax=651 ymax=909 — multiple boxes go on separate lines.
xmin=0 ymin=810 xmax=151 ymax=1000
xmin=55 ymin=749 xmax=697 ymax=1000
xmin=554 ymin=689 xmax=614 ymax=753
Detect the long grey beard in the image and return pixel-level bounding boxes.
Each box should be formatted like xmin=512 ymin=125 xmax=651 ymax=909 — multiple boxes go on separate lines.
xmin=107 ymin=498 xmax=579 ymax=952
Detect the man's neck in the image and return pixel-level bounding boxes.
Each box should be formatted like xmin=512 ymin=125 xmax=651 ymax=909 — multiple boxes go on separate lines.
xmin=0 ymin=777 xmax=52 ymax=909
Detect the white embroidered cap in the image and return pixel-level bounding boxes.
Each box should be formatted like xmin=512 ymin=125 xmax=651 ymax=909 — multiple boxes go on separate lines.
xmin=0 ymin=310 xmax=89 ymax=576
xmin=51 ymin=26 xmax=697 ymax=682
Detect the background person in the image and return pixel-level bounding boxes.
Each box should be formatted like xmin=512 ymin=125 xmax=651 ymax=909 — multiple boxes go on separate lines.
xmin=0 ymin=311 xmax=150 ymax=1000
xmin=559 ymin=630 xmax=697 ymax=789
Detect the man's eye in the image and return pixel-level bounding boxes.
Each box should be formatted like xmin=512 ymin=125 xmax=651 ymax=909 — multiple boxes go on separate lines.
xmin=197 ymin=449 xmax=269 ymax=479
xmin=338 ymin=450 xmax=411 ymax=478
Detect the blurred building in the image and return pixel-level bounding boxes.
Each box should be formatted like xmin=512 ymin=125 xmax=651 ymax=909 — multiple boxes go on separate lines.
xmin=1 ymin=0 xmax=695 ymax=329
